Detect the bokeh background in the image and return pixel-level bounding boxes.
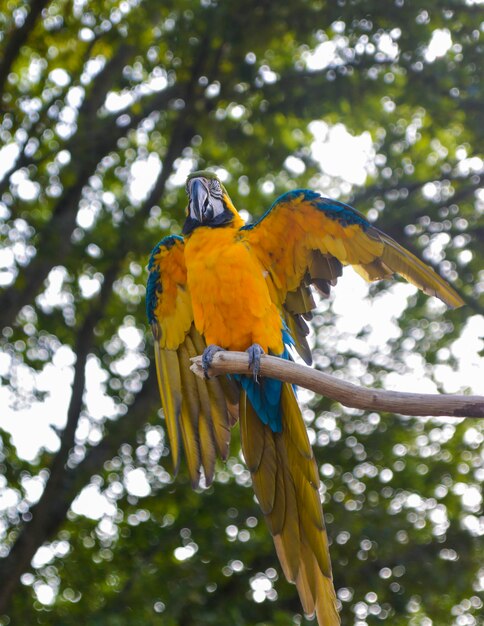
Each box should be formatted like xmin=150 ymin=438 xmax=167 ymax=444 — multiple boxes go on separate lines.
xmin=0 ymin=1 xmax=483 ymax=625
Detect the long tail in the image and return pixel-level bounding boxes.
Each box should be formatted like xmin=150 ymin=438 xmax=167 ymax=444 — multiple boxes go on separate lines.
xmin=240 ymin=383 xmax=340 ymax=626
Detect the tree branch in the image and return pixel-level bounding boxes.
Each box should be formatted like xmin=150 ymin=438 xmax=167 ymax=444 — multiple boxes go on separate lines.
xmin=190 ymin=352 xmax=484 ymax=419
xmin=0 ymin=0 xmax=50 ymax=101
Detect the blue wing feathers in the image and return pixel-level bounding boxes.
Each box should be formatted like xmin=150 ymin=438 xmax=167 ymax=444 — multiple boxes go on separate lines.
xmin=146 ymin=235 xmax=184 ymax=324
xmin=314 ymin=196 xmax=370 ymax=229
xmin=242 ymin=189 xmax=370 ymax=231
xmin=146 ymin=268 xmax=160 ymax=324
xmin=147 ymin=234 xmax=184 ymax=270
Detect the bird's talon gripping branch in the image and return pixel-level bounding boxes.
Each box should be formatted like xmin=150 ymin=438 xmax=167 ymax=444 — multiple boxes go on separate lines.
xmin=202 ymin=344 xmax=225 ymax=378
xmin=246 ymin=343 xmax=264 ymax=382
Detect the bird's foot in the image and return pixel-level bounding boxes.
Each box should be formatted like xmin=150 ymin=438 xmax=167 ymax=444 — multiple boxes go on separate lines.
xmin=202 ymin=344 xmax=225 ymax=379
xmin=246 ymin=343 xmax=264 ymax=382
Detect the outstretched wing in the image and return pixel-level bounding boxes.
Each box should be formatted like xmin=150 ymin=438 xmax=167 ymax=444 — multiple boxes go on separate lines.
xmin=146 ymin=235 xmax=238 ymax=487
xmin=243 ymin=190 xmax=464 ymax=357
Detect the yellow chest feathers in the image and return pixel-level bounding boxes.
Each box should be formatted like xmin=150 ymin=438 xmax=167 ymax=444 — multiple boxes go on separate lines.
xmin=184 ymin=227 xmax=283 ymax=353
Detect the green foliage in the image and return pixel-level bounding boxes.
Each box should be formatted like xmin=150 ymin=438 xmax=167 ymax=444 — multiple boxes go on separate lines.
xmin=0 ymin=1 xmax=482 ymax=625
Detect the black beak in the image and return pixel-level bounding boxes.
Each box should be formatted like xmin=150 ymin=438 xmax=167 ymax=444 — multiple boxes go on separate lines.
xmin=191 ymin=179 xmax=209 ymax=222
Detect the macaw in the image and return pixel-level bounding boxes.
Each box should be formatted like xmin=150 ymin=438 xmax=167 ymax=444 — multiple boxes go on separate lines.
xmin=146 ymin=170 xmax=463 ymax=626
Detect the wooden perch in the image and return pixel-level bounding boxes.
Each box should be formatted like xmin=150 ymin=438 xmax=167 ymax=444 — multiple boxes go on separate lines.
xmin=190 ymin=351 xmax=484 ymax=419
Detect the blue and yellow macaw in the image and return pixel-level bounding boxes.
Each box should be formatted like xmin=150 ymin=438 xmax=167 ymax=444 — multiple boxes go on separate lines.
xmin=146 ymin=171 xmax=463 ymax=625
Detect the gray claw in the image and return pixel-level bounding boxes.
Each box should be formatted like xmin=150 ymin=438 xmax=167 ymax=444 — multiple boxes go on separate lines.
xmin=202 ymin=344 xmax=225 ymax=379
xmin=246 ymin=343 xmax=264 ymax=382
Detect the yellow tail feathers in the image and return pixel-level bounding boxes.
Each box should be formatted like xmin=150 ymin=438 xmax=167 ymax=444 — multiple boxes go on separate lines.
xmin=240 ymin=384 xmax=340 ymax=626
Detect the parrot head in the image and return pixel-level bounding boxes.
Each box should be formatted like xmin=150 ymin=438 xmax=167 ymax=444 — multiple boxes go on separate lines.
xmin=182 ymin=171 xmax=243 ymax=234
